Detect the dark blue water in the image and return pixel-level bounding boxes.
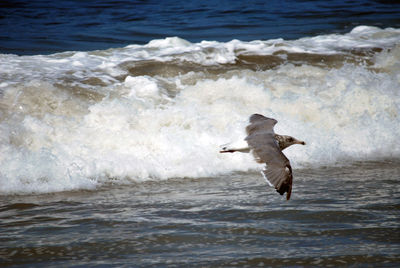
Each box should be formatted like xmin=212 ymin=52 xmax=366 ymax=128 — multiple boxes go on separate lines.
xmin=1 ymin=0 xmax=400 ymax=55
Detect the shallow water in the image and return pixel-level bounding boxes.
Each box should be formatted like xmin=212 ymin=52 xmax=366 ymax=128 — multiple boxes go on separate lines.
xmin=1 ymin=161 xmax=399 ymax=267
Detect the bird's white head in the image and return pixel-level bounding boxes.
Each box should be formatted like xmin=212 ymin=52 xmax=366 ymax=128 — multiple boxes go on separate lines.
xmin=276 ymin=134 xmax=306 ymax=150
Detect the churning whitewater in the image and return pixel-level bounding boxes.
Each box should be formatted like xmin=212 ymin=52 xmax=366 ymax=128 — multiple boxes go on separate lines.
xmin=0 ymin=26 xmax=399 ymax=194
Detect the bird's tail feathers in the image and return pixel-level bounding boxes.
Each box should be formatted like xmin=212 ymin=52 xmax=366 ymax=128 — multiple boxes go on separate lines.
xmin=219 ymin=139 xmax=250 ymax=153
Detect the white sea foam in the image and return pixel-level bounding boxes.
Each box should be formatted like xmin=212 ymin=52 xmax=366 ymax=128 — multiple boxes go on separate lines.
xmin=0 ymin=26 xmax=399 ymax=194
xmin=2 ymin=26 xmax=399 ymax=86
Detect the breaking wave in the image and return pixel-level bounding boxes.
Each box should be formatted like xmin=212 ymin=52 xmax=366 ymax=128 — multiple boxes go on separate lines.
xmin=1 ymin=26 xmax=399 ymax=194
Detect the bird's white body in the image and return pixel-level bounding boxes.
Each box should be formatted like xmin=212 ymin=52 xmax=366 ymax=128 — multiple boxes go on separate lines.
xmin=220 ymin=134 xmax=304 ymax=153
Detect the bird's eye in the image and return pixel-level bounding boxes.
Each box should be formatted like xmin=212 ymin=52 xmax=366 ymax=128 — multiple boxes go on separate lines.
xmin=288 ymin=138 xmax=293 ymax=142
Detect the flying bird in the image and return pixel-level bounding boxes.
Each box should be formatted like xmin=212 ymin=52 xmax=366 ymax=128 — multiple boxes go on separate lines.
xmin=220 ymin=114 xmax=305 ymax=200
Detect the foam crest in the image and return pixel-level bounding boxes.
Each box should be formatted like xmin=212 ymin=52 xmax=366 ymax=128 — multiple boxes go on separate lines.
xmin=2 ymin=26 xmax=399 ymax=89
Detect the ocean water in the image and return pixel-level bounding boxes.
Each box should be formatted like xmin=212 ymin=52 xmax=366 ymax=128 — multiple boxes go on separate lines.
xmin=1 ymin=1 xmax=400 ymax=267
xmin=2 ymin=0 xmax=400 ymax=55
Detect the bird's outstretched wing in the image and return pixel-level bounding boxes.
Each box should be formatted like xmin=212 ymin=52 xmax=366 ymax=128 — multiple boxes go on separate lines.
xmin=261 ymin=161 xmax=292 ymax=200
xmin=245 ymin=114 xmax=293 ymax=200
xmin=246 ymin=114 xmax=277 ymax=136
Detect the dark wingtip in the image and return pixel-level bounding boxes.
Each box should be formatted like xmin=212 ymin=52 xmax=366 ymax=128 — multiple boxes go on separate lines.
xmin=286 ymin=190 xmax=291 ymax=200
xmin=276 ymin=184 xmax=291 ymax=200
xmin=275 ymin=175 xmax=292 ymax=201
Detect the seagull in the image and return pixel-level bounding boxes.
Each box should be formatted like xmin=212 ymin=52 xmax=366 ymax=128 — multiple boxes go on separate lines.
xmin=220 ymin=114 xmax=305 ymax=200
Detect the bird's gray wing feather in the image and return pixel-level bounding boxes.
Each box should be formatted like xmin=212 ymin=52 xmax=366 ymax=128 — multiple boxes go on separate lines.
xmin=262 ymin=164 xmax=292 ymax=200
xmin=245 ymin=128 xmax=293 ymax=200
xmin=246 ymin=114 xmax=277 ymax=136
